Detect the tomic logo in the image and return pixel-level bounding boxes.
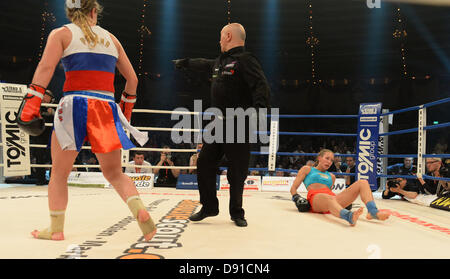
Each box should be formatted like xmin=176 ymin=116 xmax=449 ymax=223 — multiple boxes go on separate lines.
xmin=367 ymin=0 xmax=381 ymax=9
xmin=66 ymin=0 xmax=81 ymax=9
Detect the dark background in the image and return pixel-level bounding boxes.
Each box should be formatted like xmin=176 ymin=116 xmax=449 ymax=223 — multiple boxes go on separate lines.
xmin=0 ymin=0 xmax=448 ymax=161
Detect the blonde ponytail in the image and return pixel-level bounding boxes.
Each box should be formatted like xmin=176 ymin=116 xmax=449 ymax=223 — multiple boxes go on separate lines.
xmin=66 ymin=0 xmax=103 ymax=49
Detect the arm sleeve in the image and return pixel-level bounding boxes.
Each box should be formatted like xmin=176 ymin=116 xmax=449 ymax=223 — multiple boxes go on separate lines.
xmin=185 ymin=58 xmax=215 ymax=74
xmin=418 ymin=179 xmax=437 ymax=195
xmin=382 ymin=190 xmax=398 ymax=199
xmin=239 ymin=54 xmax=271 ymax=109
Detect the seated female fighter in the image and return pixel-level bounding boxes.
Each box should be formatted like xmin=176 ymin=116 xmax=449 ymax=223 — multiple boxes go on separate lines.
xmin=290 ymin=149 xmax=390 ymax=226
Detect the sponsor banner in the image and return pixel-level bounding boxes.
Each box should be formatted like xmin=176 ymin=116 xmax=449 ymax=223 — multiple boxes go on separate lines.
xmin=118 ymin=199 xmax=200 ymax=258
xmin=68 ymin=172 xmax=109 ymax=188
xmin=67 ymin=171 xmax=154 ymax=188
xmin=430 ymin=196 xmax=450 ymax=212
xmin=0 ymin=83 xmax=27 ymax=96
xmin=261 ymin=176 xmax=297 ymax=192
xmin=176 ymin=174 xmax=220 ymax=190
xmin=331 ymin=178 xmax=347 ymax=194
xmin=261 ymin=176 xmax=346 ymax=194
xmin=58 ymin=199 xmax=167 ymax=259
xmin=125 ymin=173 xmax=154 ymax=189
xmin=1 ymin=85 xmax=31 ymax=177
xmin=356 ymin=103 xmax=382 ymax=191
xmin=219 ymin=175 xmax=261 ymax=191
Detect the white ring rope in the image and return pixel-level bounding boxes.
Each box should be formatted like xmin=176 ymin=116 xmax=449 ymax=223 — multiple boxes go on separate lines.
xmin=17 ymin=144 xmax=198 ymax=153
xmin=0 ymin=163 xmax=197 ymax=170
xmin=29 ymin=122 xmax=201 ymax=133
xmin=132 ymin=108 xmax=201 ymax=115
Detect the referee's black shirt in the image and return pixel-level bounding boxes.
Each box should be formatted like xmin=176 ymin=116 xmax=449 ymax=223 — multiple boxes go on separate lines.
xmin=186 ymin=46 xmax=271 ymax=114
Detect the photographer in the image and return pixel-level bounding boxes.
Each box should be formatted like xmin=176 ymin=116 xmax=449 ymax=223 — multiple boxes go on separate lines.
xmin=153 ymin=146 xmax=180 ymax=188
xmin=382 ymin=178 xmax=420 ymax=200
xmin=417 ymin=157 xmax=448 ymax=196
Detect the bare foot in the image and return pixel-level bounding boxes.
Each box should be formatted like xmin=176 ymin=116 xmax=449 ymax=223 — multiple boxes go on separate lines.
xmin=137 ymin=209 xmax=157 ymax=241
xmin=31 ymin=229 xmax=65 ymax=240
xmin=366 ymin=209 xmax=390 ymax=221
xmin=350 ymin=208 xmax=364 ymax=226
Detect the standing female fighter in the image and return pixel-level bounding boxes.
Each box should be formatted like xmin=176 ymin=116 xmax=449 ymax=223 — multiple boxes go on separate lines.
xmin=290 ymin=149 xmax=389 ymax=226
xmin=17 ymin=0 xmax=156 ymax=241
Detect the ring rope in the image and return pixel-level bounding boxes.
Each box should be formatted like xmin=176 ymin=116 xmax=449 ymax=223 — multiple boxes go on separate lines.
xmin=423 ymin=122 xmax=450 ymax=131
xmin=380 ymin=97 xmax=450 ymax=116
xmin=259 ymin=131 xmax=357 ymax=137
xmin=378 ymin=174 xmax=450 ymax=182
xmin=267 ymin=114 xmax=358 ymax=119
xmin=0 ymin=163 xmax=197 ymax=170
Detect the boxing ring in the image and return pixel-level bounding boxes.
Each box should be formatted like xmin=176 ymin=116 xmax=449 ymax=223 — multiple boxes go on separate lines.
xmin=0 ymin=91 xmax=449 ymax=259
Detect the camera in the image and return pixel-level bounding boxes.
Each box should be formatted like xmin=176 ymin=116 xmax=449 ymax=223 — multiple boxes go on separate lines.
xmin=387 ymin=179 xmax=400 ymax=190
xmin=439 ymin=166 xmax=449 ymax=178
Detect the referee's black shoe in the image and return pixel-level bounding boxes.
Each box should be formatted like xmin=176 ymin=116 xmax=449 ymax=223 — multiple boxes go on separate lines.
xmin=189 ymin=208 xmax=219 ymax=222
xmin=231 ymin=217 xmax=247 ymax=227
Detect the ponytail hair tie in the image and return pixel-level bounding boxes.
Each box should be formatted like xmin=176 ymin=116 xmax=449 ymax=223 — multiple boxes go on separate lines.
xmin=66 ymin=0 xmax=81 ymax=9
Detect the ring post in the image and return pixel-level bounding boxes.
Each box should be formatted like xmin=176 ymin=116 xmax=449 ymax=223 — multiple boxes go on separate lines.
xmin=417 ymin=105 xmax=426 ymax=178
xmin=122 ymin=130 xmax=130 ymax=167
xmin=267 ymin=120 xmax=279 ymax=172
xmin=379 ymin=109 xmax=389 ymax=191
xmin=356 ymin=103 xmax=382 ymax=191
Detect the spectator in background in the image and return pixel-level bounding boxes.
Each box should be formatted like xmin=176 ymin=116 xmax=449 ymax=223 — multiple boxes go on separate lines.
xmin=328 ymin=154 xmax=346 ymax=177
xmin=305 ymin=160 xmax=315 ymax=167
xmin=153 ymin=146 xmax=180 ymax=187
xmin=125 ymin=151 xmax=152 ymax=173
xmin=417 ymin=157 xmax=446 ymax=195
xmin=82 ymin=155 xmax=101 ymax=172
xmin=345 ymin=156 xmax=356 ymax=187
xmin=387 ymin=157 xmax=416 ymax=176
xmin=189 ymin=143 xmax=203 ymax=174
xmin=433 ymin=137 xmax=448 ymax=154
xmin=249 ymin=163 xmax=261 ymax=176
xmin=289 ymin=144 xmax=305 ymax=166
xmin=387 ymin=157 xmax=417 ymax=190
xmin=275 ymin=164 xmax=285 ymax=177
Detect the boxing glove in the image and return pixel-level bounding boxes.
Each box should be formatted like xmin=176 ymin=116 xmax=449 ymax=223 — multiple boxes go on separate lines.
xmin=119 ymin=91 xmax=136 ymax=122
xmin=16 ymin=84 xmax=47 ymax=136
xmin=292 ymin=194 xmax=311 ymax=212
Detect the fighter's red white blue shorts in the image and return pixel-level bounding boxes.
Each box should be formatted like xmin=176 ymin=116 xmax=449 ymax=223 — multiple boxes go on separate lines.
xmin=54 ymin=91 xmax=148 ymax=153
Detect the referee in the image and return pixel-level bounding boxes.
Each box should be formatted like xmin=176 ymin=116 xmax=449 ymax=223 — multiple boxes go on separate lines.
xmin=173 ymin=23 xmax=271 ymax=227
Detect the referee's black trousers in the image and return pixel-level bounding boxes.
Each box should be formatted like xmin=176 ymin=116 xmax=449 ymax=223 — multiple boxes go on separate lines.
xmin=197 ymin=141 xmax=250 ymax=219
